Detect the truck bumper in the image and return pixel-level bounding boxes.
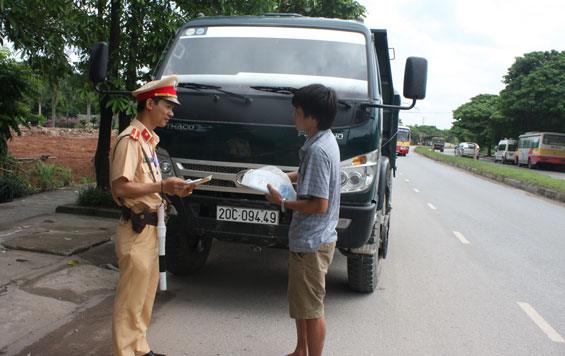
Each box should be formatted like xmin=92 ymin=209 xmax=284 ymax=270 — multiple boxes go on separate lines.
xmin=169 ymin=194 xmax=375 ymax=250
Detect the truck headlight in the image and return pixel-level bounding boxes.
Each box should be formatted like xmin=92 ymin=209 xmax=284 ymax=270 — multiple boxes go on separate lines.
xmin=340 ymin=150 xmax=377 ymax=193
xmin=160 ymin=161 xmax=172 ymax=174
xmin=156 ymin=147 xmax=173 ymax=179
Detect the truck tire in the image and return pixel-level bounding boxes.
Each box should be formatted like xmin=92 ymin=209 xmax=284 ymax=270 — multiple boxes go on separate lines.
xmin=347 ymin=189 xmax=388 ymax=293
xmin=347 ymin=250 xmax=381 ymax=293
xmin=166 ymin=233 xmax=212 ymax=275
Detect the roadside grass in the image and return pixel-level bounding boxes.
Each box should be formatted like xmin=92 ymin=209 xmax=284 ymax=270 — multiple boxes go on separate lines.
xmin=414 ymin=146 xmax=565 ymax=193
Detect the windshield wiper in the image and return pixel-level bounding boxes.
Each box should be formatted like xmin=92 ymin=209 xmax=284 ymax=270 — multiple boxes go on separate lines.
xmin=250 ymin=85 xmax=351 ymax=109
xmin=178 ymin=82 xmax=252 ymax=104
xmin=251 ymin=86 xmax=297 ymax=95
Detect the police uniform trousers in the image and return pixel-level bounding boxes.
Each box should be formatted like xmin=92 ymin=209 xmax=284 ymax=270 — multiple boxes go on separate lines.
xmin=112 ymin=220 xmax=159 ymax=356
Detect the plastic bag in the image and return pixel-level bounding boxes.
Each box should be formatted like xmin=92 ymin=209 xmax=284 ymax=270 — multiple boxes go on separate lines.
xmin=241 ymin=166 xmax=296 ymax=200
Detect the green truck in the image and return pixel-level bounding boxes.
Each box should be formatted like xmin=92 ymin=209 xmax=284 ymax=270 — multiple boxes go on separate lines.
xmin=90 ymin=14 xmax=427 ymax=292
xmin=431 ymin=137 xmax=445 ymax=152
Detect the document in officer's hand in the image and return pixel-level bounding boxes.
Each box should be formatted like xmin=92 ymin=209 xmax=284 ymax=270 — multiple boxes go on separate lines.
xmin=185 ymin=175 xmax=212 ymax=186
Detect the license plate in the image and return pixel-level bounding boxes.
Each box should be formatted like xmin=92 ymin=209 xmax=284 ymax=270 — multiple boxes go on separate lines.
xmin=217 ymin=206 xmax=279 ymax=225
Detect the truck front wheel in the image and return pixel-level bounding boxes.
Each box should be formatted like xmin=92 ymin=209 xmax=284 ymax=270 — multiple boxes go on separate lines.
xmin=166 ymin=233 xmax=212 ymax=275
xmin=347 ymin=191 xmax=389 ymax=293
xmin=347 ymin=248 xmax=382 ymax=293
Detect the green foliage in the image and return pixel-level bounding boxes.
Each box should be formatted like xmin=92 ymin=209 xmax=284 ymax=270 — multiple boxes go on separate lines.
xmin=451 ymin=50 xmax=565 ymax=144
xmin=498 ymin=50 xmax=565 ymax=135
xmin=77 ymin=185 xmax=117 ymax=207
xmin=278 ymin=0 xmax=366 ymax=19
xmin=451 ymin=94 xmax=499 ymax=153
xmin=0 ymin=174 xmax=31 ymax=202
xmin=0 ymin=153 xmax=32 ymax=202
xmin=0 ymin=47 xmax=40 ymax=157
xmin=106 ymin=95 xmax=136 ymax=117
xmin=28 ymin=162 xmax=72 ymax=191
xmin=409 ymin=125 xmax=449 ymax=144
xmin=79 ymin=176 xmax=96 ymax=184
xmin=414 ymin=147 xmax=565 ymax=193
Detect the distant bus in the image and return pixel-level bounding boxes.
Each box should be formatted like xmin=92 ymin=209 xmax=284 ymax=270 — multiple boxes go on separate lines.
xmin=515 ymin=132 xmax=565 ymax=169
xmin=397 ymin=125 xmax=411 ymax=156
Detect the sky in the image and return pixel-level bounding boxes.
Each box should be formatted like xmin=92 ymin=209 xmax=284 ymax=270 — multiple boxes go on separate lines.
xmin=359 ymin=0 xmax=565 ymax=130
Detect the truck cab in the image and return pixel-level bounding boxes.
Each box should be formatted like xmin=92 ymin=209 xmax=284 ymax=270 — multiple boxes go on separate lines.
xmin=89 ymin=14 xmax=427 ymax=292
xmin=431 ymin=137 xmax=445 ymax=152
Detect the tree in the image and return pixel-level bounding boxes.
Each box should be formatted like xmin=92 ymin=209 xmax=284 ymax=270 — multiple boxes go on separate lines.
xmin=498 ymin=50 xmax=565 ymax=136
xmin=409 ymin=125 xmax=447 ymax=145
xmin=1 ymin=0 xmax=76 ymax=123
xmin=0 ymin=47 xmax=40 ymax=158
xmin=452 ymin=94 xmax=498 ymax=155
xmin=3 ymin=0 xmax=367 ymax=190
xmin=86 ymin=0 xmax=367 ymax=190
xmin=278 ymin=0 xmax=366 ymax=18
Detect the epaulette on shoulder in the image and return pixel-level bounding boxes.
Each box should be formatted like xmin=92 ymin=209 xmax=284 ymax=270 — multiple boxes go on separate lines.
xmin=129 ymin=128 xmax=140 ymax=141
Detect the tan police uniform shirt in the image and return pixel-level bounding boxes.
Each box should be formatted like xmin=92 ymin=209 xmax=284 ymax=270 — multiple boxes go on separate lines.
xmin=110 ymin=119 xmax=163 ymax=211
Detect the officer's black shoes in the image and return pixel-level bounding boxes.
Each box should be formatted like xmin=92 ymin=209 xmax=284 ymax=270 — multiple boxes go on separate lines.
xmin=143 ymin=352 xmax=166 ymax=356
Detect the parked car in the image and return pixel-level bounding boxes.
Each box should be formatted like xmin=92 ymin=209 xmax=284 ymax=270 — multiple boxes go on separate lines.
xmin=494 ymin=139 xmax=517 ymax=164
xmin=455 ymin=142 xmax=480 ymax=159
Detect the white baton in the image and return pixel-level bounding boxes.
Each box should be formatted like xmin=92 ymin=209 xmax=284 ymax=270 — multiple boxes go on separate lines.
xmin=157 ymin=203 xmax=167 ymax=291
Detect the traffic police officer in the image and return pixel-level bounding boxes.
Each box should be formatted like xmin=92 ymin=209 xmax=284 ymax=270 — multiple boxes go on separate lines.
xmin=110 ymin=75 xmax=192 ymax=356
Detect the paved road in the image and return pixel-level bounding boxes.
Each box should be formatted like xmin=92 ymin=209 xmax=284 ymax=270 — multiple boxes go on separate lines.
xmin=143 ymin=153 xmax=565 ymax=356
xmin=439 ymin=147 xmax=565 ymax=181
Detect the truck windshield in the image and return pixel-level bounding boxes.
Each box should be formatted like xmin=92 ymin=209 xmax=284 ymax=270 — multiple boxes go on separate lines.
xmin=161 ymin=26 xmax=369 ymax=99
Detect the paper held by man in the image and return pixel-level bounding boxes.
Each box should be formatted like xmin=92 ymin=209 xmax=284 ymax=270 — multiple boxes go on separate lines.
xmin=240 ymin=166 xmax=296 ymax=200
xmin=185 ymin=175 xmax=212 ymax=186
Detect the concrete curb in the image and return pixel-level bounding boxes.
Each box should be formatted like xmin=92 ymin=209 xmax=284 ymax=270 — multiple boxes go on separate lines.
xmin=416 ymin=152 xmax=565 ymax=204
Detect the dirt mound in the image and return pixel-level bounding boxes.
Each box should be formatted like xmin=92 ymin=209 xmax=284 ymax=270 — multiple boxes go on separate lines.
xmin=7 ymin=127 xmax=115 ymax=182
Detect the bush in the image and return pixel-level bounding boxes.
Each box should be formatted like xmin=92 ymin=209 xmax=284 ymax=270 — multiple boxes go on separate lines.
xmin=77 ymin=185 xmax=118 ymax=207
xmin=28 ymin=162 xmax=72 ymax=191
xmin=79 ymin=176 xmax=96 ymax=184
xmin=0 ymin=153 xmax=32 ymax=202
xmin=0 ymin=174 xmax=31 ymax=202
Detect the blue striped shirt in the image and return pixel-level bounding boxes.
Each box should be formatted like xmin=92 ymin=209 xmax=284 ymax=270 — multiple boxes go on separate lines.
xmin=289 ymin=129 xmax=341 ymax=253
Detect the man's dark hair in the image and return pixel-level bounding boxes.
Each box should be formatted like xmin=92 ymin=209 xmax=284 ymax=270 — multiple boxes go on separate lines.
xmin=136 ymin=96 xmax=164 ymax=113
xmin=292 ymin=84 xmax=338 ymax=130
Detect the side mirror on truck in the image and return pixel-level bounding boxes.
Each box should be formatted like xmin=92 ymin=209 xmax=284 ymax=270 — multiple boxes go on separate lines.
xmin=89 ymin=42 xmax=109 ymax=84
xmin=362 ymin=56 xmax=428 ymax=111
xmin=88 ymin=41 xmax=130 ymax=95
xmin=403 ymin=56 xmax=427 ymax=100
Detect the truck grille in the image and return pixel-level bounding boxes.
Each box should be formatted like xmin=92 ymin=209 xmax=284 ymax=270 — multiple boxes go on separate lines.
xmin=172 ymin=158 xmax=296 ymax=194
xmin=180 ymin=163 xmax=243 ymax=175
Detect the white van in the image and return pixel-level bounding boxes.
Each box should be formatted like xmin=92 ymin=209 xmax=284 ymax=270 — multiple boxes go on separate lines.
xmin=494 ymin=139 xmax=517 ymax=164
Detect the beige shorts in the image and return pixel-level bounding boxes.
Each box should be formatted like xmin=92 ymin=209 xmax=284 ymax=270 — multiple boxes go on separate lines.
xmin=288 ymin=242 xmax=336 ymax=319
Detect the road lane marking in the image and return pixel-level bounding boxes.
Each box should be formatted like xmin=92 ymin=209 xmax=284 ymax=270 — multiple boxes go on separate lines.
xmin=427 ymin=203 xmax=437 ymax=210
xmin=414 ymin=188 xmax=420 ymax=193
xmin=452 ymin=231 xmax=470 ymax=244
xmin=517 ymin=302 xmax=565 ymax=343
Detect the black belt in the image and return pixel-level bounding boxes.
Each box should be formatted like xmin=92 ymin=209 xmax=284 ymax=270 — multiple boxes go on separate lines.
xmin=121 ymin=206 xmax=158 ymax=233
